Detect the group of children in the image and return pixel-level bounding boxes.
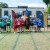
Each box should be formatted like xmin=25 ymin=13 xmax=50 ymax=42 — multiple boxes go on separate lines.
xmin=0 ymin=17 xmax=11 ymax=32
xmin=0 ymin=15 xmax=42 ymax=33
xmin=14 ymin=17 xmax=24 ymax=33
xmin=13 ymin=16 xmax=42 ymax=33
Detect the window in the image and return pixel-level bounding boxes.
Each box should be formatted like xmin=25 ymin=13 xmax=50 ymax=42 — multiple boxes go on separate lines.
xmin=4 ymin=10 xmax=8 ymax=16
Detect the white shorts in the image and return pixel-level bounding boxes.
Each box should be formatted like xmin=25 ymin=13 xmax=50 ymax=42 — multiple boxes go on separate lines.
xmin=33 ymin=25 xmax=37 ymax=27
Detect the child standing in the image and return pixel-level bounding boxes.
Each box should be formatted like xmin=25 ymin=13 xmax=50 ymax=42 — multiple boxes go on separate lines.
xmin=38 ymin=19 xmax=42 ymax=32
xmin=30 ymin=18 xmax=33 ymax=32
xmin=7 ymin=18 xmax=11 ymax=32
xmin=33 ymin=19 xmax=37 ymax=32
xmin=1 ymin=20 xmax=4 ymax=32
xmin=14 ymin=19 xmax=18 ymax=33
xmin=4 ymin=20 xmax=6 ymax=31
xmin=0 ymin=17 xmax=2 ymax=32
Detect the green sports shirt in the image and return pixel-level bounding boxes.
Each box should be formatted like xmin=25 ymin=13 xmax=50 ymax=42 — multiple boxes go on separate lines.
xmin=7 ymin=19 xmax=11 ymax=24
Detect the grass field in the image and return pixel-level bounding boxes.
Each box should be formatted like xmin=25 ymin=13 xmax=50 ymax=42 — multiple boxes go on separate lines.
xmin=0 ymin=32 xmax=50 ymax=50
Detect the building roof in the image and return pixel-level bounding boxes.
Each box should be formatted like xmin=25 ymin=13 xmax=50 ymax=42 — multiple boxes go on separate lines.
xmin=2 ymin=7 xmax=44 ymax=9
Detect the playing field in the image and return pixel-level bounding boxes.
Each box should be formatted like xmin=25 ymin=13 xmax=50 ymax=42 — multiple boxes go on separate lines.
xmin=0 ymin=32 xmax=50 ymax=50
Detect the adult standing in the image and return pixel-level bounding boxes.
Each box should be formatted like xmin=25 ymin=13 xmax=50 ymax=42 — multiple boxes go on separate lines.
xmin=4 ymin=19 xmax=6 ymax=31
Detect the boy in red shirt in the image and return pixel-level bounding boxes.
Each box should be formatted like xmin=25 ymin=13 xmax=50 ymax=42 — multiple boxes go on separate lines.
xmin=14 ymin=19 xmax=18 ymax=33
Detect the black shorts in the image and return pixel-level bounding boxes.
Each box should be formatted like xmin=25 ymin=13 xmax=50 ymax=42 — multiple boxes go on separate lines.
xmin=7 ymin=24 xmax=10 ymax=26
xmin=0 ymin=26 xmax=1 ymax=28
xmin=1 ymin=27 xmax=4 ymax=29
xmin=22 ymin=25 xmax=24 ymax=26
xmin=14 ymin=27 xmax=17 ymax=28
xmin=38 ymin=26 xmax=41 ymax=28
xmin=18 ymin=25 xmax=20 ymax=27
xmin=31 ymin=24 xmax=33 ymax=26
xmin=26 ymin=25 xmax=30 ymax=29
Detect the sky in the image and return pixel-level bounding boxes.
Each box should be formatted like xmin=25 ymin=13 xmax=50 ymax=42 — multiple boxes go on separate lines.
xmin=0 ymin=0 xmax=47 ymax=8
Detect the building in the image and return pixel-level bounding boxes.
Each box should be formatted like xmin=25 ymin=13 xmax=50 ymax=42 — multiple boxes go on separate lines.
xmin=2 ymin=6 xmax=44 ymax=18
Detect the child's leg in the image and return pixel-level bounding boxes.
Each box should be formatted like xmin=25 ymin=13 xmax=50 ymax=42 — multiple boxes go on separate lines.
xmin=5 ymin=25 xmax=6 ymax=31
xmin=34 ymin=27 xmax=35 ymax=31
xmin=32 ymin=26 xmax=33 ymax=29
xmin=38 ymin=27 xmax=39 ymax=32
xmin=26 ymin=29 xmax=27 ymax=32
xmin=15 ymin=28 xmax=17 ymax=32
xmin=22 ymin=26 xmax=23 ymax=31
xmin=30 ymin=26 xmax=31 ymax=31
xmin=35 ymin=27 xmax=36 ymax=31
xmin=0 ymin=27 xmax=1 ymax=32
xmin=14 ymin=28 xmax=15 ymax=32
xmin=21 ymin=26 xmax=22 ymax=32
xmin=7 ymin=26 xmax=8 ymax=31
xmin=33 ymin=26 xmax=35 ymax=31
xmin=9 ymin=26 xmax=10 ymax=29
xmin=1 ymin=28 xmax=4 ymax=32
xmin=18 ymin=27 xmax=20 ymax=32
xmin=27 ymin=29 xmax=29 ymax=32
xmin=39 ymin=27 xmax=41 ymax=32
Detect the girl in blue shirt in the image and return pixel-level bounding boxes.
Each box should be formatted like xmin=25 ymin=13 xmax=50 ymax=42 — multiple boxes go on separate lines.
xmin=1 ymin=20 xmax=4 ymax=32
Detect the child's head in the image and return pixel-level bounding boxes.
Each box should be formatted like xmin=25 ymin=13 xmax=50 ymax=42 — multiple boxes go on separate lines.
xmin=35 ymin=19 xmax=36 ymax=21
xmin=39 ymin=19 xmax=41 ymax=21
xmin=2 ymin=20 xmax=4 ymax=22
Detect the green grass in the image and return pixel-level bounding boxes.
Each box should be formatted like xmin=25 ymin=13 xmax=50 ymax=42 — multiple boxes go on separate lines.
xmin=0 ymin=32 xmax=50 ymax=50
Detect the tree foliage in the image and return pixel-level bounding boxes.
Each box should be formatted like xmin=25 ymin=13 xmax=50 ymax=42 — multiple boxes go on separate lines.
xmin=43 ymin=0 xmax=50 ymax=6
xmin=0 ymin=2 xmax=8 ymax=16
xmin=47 ymin=6 xmax=50 ymax=14
xmin=0 ymin=8 xmax=1 ymax=16
xmin=0 ymin=2 xmax=8 ymax=8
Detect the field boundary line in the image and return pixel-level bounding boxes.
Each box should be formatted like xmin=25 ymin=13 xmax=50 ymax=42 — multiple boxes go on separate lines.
xmin=12 ymin=33 xmax=20 ymax=50
xmin=0 ymin=33 xmax=8 ymax=41
xmin=30 ymin=32 xmax=38 ymax=50
xmin=41 ymin=33 xmax=50 ymax=40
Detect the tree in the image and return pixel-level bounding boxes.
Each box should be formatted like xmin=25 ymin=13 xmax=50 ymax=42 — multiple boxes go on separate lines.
xmin=43 ymin=0 xmax=50 ymax=6
xmin=47 ymin=6 xmax=50 ymax=14
xmin=0 ymin=2 xmax=8 ymax=8
xmin=0 ymin=8 xmax=1 ymax=16
xmin=0 ymin=2 xmax=8 ymax=16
